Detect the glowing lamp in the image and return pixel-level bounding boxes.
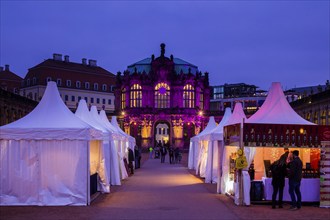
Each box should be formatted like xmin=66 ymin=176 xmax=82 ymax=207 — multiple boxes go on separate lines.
xmin=198 ymin=111 xmax=203 ymax=116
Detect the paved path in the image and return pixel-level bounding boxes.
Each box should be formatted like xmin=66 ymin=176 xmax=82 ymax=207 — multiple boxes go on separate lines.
xmin=1 ymin=155 xmax=330 ymax=220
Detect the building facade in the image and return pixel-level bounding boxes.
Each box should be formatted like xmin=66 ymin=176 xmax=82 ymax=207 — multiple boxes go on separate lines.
xmin=210 ymin=83 xmax=267 ymax=119
xmin=115 ymin=44 xmax=210 ymax=149
xmin=20 ymin=54 xmax=116 ymax=114
xmin=0 ymin=65 xmax=22 ymax=95
xmin=0 ymin=88 xmax=38 ymax=126
xmin=290 ymin=89 xmax=330 ymax=125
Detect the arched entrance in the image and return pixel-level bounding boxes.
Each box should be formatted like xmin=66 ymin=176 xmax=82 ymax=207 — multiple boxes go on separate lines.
xmin=154 ymin=121 xmax=171 ymax=147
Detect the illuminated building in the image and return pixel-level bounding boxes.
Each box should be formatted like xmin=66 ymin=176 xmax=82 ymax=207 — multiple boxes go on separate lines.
xmin=115 ymin=44 xmax=210 ymax=148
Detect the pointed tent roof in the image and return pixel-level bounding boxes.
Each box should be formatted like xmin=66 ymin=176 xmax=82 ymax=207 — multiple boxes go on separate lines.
xmin=111 ymin=116 xmax=136 ymax=143
xmin=226 ymin=103 xmax=247 ymax=126
xmin=0 ymin=81 xmax=102 ymax=140
xmin=75 ymin=100 xmax=108 ymax=133
xmin=191 ymin=116 xmax=217 ymax=141
xmin=247 ymin=82 xmax=314 ymax=125
xmin=99 ymin=110 xmax=123 ymax=136
xmin=199 ymin=108 xmax=232 ymax=141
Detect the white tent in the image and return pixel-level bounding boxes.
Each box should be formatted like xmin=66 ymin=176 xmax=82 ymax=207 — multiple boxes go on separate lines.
xmin=222 ymin=82 xmax=317 ymax=206
xmin=0 ymin=81 xmax=104 ymax=206
xmin=99 ymin=110 xmax=127 ymax=184
xmin=219 ymin=103 xmax=247 ymax=197
xmin=111 ymin=116 xmax=136 ymax=178
xmin=198 ymin=108 xmax=232 ymax=184
xmin=188 ymin=116 xmax=217 ymax=176
xmin=74 ymin=101 xmax=111 ymax=192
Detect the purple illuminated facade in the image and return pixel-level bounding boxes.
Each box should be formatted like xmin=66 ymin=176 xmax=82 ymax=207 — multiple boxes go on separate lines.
xmin=115 ymin=44 xmax=210 ymax=148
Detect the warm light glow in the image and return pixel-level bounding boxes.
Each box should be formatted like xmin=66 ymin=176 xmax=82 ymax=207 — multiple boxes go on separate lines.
xmin=121 ymin=111 xmax=125 ymax=116
xmin=199 ymin=111 xmax=203 ymax=116
xmin=187 ymin=122 xmax=190 ymax=125
xmin=299 ymin=128 xmax=304 ymax=134
xmin=134 ymin=122 xmax=137 ymax=125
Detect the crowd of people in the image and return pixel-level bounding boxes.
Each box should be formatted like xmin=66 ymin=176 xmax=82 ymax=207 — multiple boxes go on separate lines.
xmin=149 ymin=140 xmax=182 ymax=164
xmin=269 ymin=148 xmax=303 ymax=210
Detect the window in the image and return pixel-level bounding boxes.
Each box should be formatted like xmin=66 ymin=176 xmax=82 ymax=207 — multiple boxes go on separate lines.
xmin=78 ymin=96 xmax=81 ymax=101
xmin=32 ymin=77 xmax=37 ymax=85
xmin=183 ymin=84 xmax=195 ymax=108
xmin=85 ymin=82 xmax=90 ymax=89
xmin=200 ymin=93 xmax=204 ymax=110
xmin=46 ymin=77 xmax=52 ymax=82
xmin=102 ymin=99 xmax=106 ymax=104
xmin=108 ymin=99 xmax=112 ymax=105
xmin=57 ymin=78 xmax=62 ymax=86
xmin=94 ymin=83 xmax=98 ymax=91
xmin=91 ymin=97 xmax=94 ymax=103
xmin=96 ymin=98 xmax=100 ymax=104
xmin=76 ymin=81 xmax=81 ymax=88
xmin=65 ymin=95 xmax=69 ymax=101
xmin=102 ymin=84 xmax=107 ymax=91
xmin=155 ymin=82 xmax=170 ymax=108
xmin=27 ymin=79 xmax=31 ymax=86
xmin=71 ymin=96 xmax=75 ymax=102
xmin=110 ymin=85 xmax=114 ymax=92
xmin=85 ymin=97 xmax=88 ymax=102
xmin=130 ymin=84 xmax=142 ymax=108
xmin=66 ymin=80 xmax=71 ymax=87
xmin=121 ymin=88 xmax=126 ymax=109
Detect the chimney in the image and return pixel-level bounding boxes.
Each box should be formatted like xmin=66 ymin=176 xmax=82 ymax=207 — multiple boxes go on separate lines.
xmin=82 ymin=58 xmax=87 ymax=65
xmin=5 ymin=64 xmax=9 ymax=71
xmin=88 ymin=59 xmax=97 ymax=67
xmin=64 ymin=55 xmax=69 ymax=62
xmin=53 ymin=53 xmax=63 ymax=61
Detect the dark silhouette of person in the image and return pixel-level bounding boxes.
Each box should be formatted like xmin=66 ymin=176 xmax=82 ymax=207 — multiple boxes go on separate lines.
xmin=134 ymin=145 xmax=141 ymax=169
xmin=270 ymin=159 xmax=287 ymax=209
xmin=169 ymin=146 xmax=174 ymax=164
xmin=128 ymin=148 xmax=135 ymax=175
xmin=288 ymin=150 xmax=303 ymax=210
xmin=160 ymin=143 xmax=167 ymax=163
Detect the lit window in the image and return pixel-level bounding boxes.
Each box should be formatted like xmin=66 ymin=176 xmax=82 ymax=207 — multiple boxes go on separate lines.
xmin=155 ymin=82 xmax=170 ymax=108
xmin=76 ymin=81 xmax=81 ymax=88
xmin=183 ymin=84 xmax=195 ymax=108
xmin=130 ymin=84 xmax=142 ymax=108
xmin=121 ymin=88 xmax=126 ymax=109
xmin=200 ymin=93 xmax=204 ymax=110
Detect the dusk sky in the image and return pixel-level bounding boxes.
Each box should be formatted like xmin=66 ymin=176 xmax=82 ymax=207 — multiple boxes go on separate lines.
xmin=0 ymin=0 xmax=329 ymax=91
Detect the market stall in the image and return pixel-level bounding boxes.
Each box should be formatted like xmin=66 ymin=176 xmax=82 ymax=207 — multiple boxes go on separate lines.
xmin=0 ymin=82 xmax=105 ymax=206
xmin=222 ymin=82 xmax=330 ymax=207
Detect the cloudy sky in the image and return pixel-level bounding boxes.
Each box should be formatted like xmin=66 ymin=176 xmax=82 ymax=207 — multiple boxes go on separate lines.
xmin=0 ymin=0 xmax=329 ymax=90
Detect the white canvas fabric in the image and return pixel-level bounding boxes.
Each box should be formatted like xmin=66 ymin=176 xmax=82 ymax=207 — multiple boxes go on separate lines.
xmin=0 ymin=82 xmax=104 ymax=206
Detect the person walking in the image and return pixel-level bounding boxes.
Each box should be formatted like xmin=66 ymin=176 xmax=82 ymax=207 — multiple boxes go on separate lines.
xmin=128 ymin=148 xmax=135 ymax=175
xmin=288 ymin=150 xmax=303 ymax=210
xmin=149 ymin=146 xmax=153 ymax=159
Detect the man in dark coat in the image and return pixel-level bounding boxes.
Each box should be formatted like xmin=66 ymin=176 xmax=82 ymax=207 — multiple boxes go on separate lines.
xmin=288 ymin=150 xmax=303 ymax=210
xmin=270 ymin=159 xmax=287 ymax=209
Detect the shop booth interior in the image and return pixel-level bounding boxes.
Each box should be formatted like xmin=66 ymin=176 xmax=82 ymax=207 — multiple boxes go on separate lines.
xmin=222 ymin=145 xmax=321 ymax=202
